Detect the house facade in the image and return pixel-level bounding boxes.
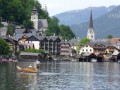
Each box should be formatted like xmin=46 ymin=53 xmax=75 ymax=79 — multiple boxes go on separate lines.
xmin=105 ymin=46 xmax=119 ymax=54
xmin=68 ymin=38 xmax=80 ymax=51
xmin=79 ymin=44 xmax=94 ymax=54
xmin=25 ymin=35 xmax=61 ymax=55
xmin=60 ymin=42 xmax=72 ymax=56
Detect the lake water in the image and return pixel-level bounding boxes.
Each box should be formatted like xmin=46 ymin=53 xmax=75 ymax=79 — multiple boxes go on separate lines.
xmin=0 ymin=61 xmax=120 ymax=90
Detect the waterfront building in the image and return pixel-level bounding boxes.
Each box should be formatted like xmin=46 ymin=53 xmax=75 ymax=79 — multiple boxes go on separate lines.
xmin=79 ymin=44 xmax=94 ymax=54
xmin=3 ymin=36 xmax=18 ymax=56
xmin=68 ymin=38 xmax=80 ymax=51
xmin=60 ymin=41 xmax=72 ymax=57
xmin=105 ymin=46 xmax=119 ymax=54
xmin=25 ymin=35 xmax=61 ymax=55
xmin=89 ymin=41 xmax=109 ymax=54
xmin=20 ymin=52 xmax=39 ymax=61
xmin=87 ymin=10 xmax=95 ymax=41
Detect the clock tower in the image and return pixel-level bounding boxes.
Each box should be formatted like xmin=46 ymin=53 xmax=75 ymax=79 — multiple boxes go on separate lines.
xmin=31 ymin=7 xmax=38 ymax=30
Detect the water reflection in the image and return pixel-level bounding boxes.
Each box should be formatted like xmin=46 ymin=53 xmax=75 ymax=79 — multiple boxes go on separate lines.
xmin=0 ymin=61 xmax=120 ymax=90
xmin=0 ymin=63 xmax=16 ymax=90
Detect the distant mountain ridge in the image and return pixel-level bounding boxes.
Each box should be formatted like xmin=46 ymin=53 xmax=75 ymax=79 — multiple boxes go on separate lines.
xmin=55 ymin=5 xmax=117 ymax=25
xmin=70 ymin=5 xmax=120 ymax=39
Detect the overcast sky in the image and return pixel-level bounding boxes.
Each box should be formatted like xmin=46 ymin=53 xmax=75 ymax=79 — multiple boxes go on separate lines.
xmin=39 ymin=0 xmax=120 ymax=16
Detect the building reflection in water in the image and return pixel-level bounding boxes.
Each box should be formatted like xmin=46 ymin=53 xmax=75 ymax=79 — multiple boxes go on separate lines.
xmin=1 ymin=61 xmax=120 ymax=90
xmin=0 ymin=63 xmax=16 ymax=90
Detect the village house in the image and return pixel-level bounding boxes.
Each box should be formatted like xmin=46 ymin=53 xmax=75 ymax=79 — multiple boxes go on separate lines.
xmin=68 ymin=38 xmax=80 ymax=51
xmin=25 ymin=35 xmax=61 ymax=55
xmin=2 ymin=36 xmax=18 ymax=57
xmin=79 ymin=44 xmax=94 ymax=54
xmin=90 ymin=41 xmax=109 ymax=54
xmin=109 ymin=38 xmax=120 ymax=44
xmin=15 ymin=7 xmax=48 ymax=41
xmin=60 ymin=41 xmax=72 ymax=57
xmin=105 ymin=46 xmax=119 ymax=54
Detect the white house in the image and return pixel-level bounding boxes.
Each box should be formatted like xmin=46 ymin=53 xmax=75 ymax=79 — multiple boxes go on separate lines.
xmin=79 ymin=44 xmax=94 ymax=54
xmin=68 ymin=38 xmax=80 ymax=51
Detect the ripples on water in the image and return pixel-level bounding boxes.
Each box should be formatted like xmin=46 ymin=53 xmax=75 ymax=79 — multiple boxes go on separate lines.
xmin=0 ymin=61 xmax=120 ymax=90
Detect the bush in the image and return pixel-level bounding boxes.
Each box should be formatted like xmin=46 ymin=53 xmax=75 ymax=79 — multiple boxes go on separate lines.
xmin=23 ymin=48 xmax=45 ymax=54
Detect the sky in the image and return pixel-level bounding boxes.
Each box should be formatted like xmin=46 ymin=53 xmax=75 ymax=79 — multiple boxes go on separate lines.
xmin=39 ymin=0 xmax=120 ymax=16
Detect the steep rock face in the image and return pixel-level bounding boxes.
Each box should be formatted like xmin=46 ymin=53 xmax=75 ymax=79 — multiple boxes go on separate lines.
xmin=55 ymin=6 xmax=116 ymax=25
xmin=70 ymin=5 xmax=120 ymax=39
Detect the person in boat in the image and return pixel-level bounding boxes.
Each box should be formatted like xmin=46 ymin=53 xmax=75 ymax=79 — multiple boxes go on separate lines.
xmin=35 ymin=60 xmax=41 ymax=68
xmin=17 ymin=64 xmax=37 ymax=73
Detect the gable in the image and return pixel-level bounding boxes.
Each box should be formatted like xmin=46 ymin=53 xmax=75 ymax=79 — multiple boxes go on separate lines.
xmin=42 ymin=37 xmax=48 ymax=42
xmin=54 ymin=37 xmax=61 ymax=42
xmin=26 ymin=36 xmax=39 ymax=41
xmin=106 ymin=46 xmax=118 ymax=50
xmin=23 ymin=29 xmax=32 ymax=33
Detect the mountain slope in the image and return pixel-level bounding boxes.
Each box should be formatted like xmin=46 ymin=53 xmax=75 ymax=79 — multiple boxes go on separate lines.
xmin=70 ymin=5 xmax=120 ymax=39
xmin=55 ymin=6 xmax=117 ymax=25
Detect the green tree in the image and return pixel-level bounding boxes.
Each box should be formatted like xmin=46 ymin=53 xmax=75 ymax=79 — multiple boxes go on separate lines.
xmin=7 ymin=25 xmax=15 ymax=36
xmin=72 ymin=48 xmax=77 ymax=54
xmin=23 ymin=48 xmax=44 ymax=54
xmin=107 ymin=35 xmax=113 ymax=39
xmin=23 ymin=20 xmax=33 ymax=29
xmin=59 ymin=25 xmax=76 ymax=40
xmin=0 ymin=38 xmax=10 ymax=56
xmin=0 ymin=0 xmax=76 ymax=40
xmin=52 ymin=16 xmax=59 ymax=24
xmin=46 ymin=18 xmax=60 ymax=36
xmin=77 ymin=38 xmax=90 ymax=53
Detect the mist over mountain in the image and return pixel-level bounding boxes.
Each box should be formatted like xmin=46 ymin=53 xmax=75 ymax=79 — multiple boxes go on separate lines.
xmin=55 ymin=5 xmax=117 ymax=25
xmin=70 ymin=5 xmax=120 ymax=39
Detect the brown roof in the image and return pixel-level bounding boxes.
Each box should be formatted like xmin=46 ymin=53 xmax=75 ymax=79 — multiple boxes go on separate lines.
xmin=110 ymin=38 xmax=120 ymax=43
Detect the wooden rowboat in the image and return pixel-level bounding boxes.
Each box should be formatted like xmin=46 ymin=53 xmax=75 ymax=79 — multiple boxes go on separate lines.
xmin=17 ymin=66 xmax=37 ymax=73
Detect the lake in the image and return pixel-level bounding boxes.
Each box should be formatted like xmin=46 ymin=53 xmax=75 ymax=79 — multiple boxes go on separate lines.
xmin=0 ymin=61 xmax=120 ymax=90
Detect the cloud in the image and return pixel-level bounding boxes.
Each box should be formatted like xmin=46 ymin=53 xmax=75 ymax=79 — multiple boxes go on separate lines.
xmin=47 ymin=3 xmax=61 ymax=9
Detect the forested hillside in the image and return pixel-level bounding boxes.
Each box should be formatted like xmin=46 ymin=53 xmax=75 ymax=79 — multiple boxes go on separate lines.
xmin=55 ymin=6 xmax=117 ymax=25
xmin=0 ymin=0 xmax=75 ymax=40
xmin=70 ymin=5 xmax=120 ymax=38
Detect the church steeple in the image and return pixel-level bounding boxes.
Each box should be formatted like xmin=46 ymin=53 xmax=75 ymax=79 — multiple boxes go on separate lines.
xmin=89 ymin=10 xmax=93 ymax=29
xmin=31 ymin=7 xmax=38 ymax=30
xmin=87 ymin=10 xmax=95 ymax=41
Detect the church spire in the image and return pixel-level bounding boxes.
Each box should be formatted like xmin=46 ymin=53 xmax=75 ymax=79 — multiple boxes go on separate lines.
xmin=87 ymin=10 xmax=95 ymax=41
xmin=89 ymin=10 xmax=94 ymax=29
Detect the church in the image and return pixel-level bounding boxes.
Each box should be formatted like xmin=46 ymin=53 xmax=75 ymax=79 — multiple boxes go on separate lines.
xmin=87 ymin=10 xmax=95 ymax=41
xmin=31 ymin=7 xmax=48 ymax=35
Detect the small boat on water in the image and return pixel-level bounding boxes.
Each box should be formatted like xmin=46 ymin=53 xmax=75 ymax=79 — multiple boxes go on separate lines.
xmin=17 ymin=65 xmax=37 ymax=73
